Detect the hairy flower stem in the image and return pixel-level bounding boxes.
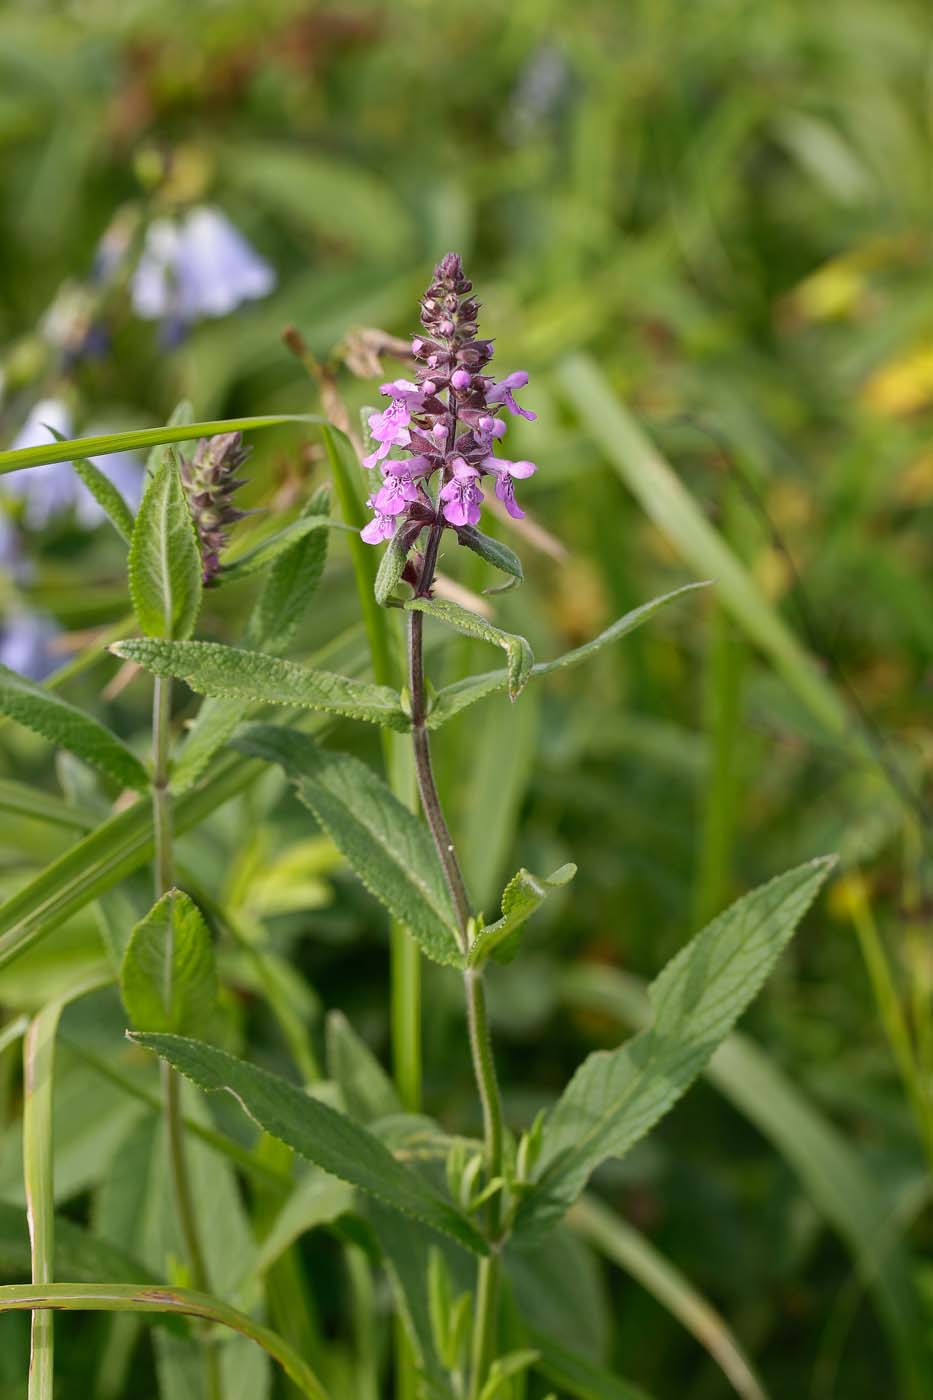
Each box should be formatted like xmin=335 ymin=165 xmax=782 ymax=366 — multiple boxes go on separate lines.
xmin=151 ymin=677 xmax=221 ymax=1400
xmin=408 ymin=531 xmax=506 ymax=1396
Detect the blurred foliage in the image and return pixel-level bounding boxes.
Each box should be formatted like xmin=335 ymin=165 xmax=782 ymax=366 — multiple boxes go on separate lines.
xmin=0 ymin=1 xmax=931 ymax=1397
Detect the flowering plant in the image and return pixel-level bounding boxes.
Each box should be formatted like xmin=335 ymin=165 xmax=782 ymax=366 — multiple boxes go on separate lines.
xmin=0 ymin=255 xmax=834 ymax=1400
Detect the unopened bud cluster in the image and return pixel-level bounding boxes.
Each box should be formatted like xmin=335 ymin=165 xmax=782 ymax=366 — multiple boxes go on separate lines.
xmin=360 ymin=253 xmax=537 ymax=550
xmin=180 ymin=432 xmax=250 ymax=585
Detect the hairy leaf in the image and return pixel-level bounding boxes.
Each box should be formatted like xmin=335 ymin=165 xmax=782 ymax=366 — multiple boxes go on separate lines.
xmin=120 ymin=890 xmax=217 ymax=1034
xmin=128 ymin=451 xmax=202 ymax=641
xmin=69 ymin=459 xmax=135 ymax=543
xmin=469 ymin=864 xmax=576 ymax=967
xmin=234 ymin=726 xmax=462 ymax=967
xmin=406 ymin=597 xmax=533 ymax=701
xmin=129 ymin=1032 xmax=487 ymax=1255
xmin=516 ymin=858 xmax=835 ymax=1237
xmin=0 ymin=664 xmax=148 ymax=791
xmin=374 ymin=527 xmax=413 ymax=607
xmin=428 ymin=583 xmax=707 ymax=728
xmin=454 ymin=526 xmax=523 ymax=593
xmin=221 ymin=515 xmax=335 ymax=583
xmin=109 ymin=639 xmax=409 ymax=732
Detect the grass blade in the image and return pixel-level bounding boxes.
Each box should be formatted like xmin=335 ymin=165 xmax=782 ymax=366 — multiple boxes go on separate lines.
xmin=0 ymin=1283 xmax=329 ymax=1400
xmin=570 ymin=1196 xmax=768 ymax=1400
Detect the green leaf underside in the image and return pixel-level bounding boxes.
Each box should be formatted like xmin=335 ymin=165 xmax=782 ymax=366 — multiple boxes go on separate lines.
xmin=234 ymin=726 xmax=462 ymax=967
xmin=0 ymin=415 xmax=324 ymax=477
xmin=326 ymin=1011 xmax=403 ymax=1122
xmin=129 ymin=1032 xmax=487 ymax=1256
xmin=0 ymin=664 xmax=149 ymax=791
xmin=517 ymin=857 xmax=835 ymax=1238
xmin=109 ymin=639 xmax=409 ymax=732
xmin=220 ymin=515 xmax=335 ymax=582
xmin=128 ymin=452 xmax=202 ymax=641
xmin=0 ymin=1284 xmax=328 ymax=1400
xmin=406 ymin=597 xmax=533 ymax=701
xmin=427 ymin=583 xmax=709 ymax=727
xmin=120 ymin=890 xmax=218 ymax=1034
xmin=455 ymin=526 xmax=523 ymax=593
xmin=469 ymin=864 xmax=577 ymax=967
xmin=172 ymin=486 xmax=333 ymax=793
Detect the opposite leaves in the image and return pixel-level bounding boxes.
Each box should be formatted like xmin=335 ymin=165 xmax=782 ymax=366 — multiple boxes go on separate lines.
xmin=515 ymin=857 xmax=835 ymax=1239
xmin=234 ymin=726 xmax=463 ymax=967
xmin=128 ymin=450 xmax=202 ymax=641
xmin=129 ymin=1031 xmax=487 ymax=1256
xmin=0 ymin=665 xmax=148 ymax=791
xmin=120 ymin=889 xmax=218 ymax=1034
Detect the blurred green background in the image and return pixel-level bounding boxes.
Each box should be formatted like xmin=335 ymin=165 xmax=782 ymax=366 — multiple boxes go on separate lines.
xmin=0 ymin=1 xmax=931 ymax=1397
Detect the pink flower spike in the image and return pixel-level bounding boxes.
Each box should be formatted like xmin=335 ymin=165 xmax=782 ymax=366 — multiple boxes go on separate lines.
xmin=507 ymin=458 xmax=536 ymax=479
xmin=450 ymin=368 xmax=471 ymax=390
xmin=487 ymin=370 xmax=536 ymax=420
xmin=385 ymin=454 xmax=432 ymax=478
xmin=374 ymin=471 xmax=419 ymax=516
xmin=494 ymin=474 xmax=525 ymax=520
xmin=379 ymin=378 xmax=425 ymax=406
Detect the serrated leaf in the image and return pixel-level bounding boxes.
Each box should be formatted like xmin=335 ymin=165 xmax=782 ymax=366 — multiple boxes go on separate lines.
xmin=516 ymin=857 xmax=835 ymax=1238
xmin=52 ymin=443 xmax=135 ymax=543
xmin=120 ymin=889 xmax=217 ymax=1034
xmin=454 ymin=526 xmax=523 ymax=593
xmin=326 ymin=1011 xmax=403 ymax=1123
xmin=233 ymin=726 xmax=463 ymax=967
xmin=109 ymin=639 xmax=409 ymax=732
xmin=0 ymin=664 xmax=149 ymax=791
xmin=244 ymin=484 xmax=331 ymax=652
xmin=428 ymin=583 xmax=708 ymax=728
xmin=128 ymin=451 xmax=202 ymax=640
xmin=221 ymin=515 xmax=335 ymax=583
xmin=129 ymin=1031 xmax=487 ymax=1255
xmin=406 ymin=597 xmax=533 ymax=702
xmin=469 ymin=864 xmax=576 ymax=967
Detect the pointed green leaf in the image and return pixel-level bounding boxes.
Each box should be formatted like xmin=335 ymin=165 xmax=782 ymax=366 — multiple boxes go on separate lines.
xmin=65 ymin=456 xmax=135 ymax=543
xmin=531 ymin=1333 xmax=654 ymax=1400
xmin=120 ymin=890 xmax=217 ymax=1034
xmin=109 ymin=639 xmax=409 ymax=732
xmin=427 ymin=583 xmax=708 ymax=728
xmin=326 ymin=1011 xmax=403 ymax=1123
xmin=244 ymin=484 xmax=332 ymax=652
xmin=128 ymin=451 xmax=202 ymax=641
xmin=516 ymin=857 xmax=835 ymax=1238
xmin=0 ymin=664 xmax=149 ymax=791
xmin=221 ymin=516 xmax=336 ymax=583
xmin=128 ymin=1032 xmax=487 ymax=1255
xmin=234 ymin=726 xmax=462 ymax=967
xmin=454 ymin=526 xmax=523 ymax=593
xmin=469 ymin=864 xmax=576 ymax=968
xmin=374 ymin=527 xmax=413 ymax=607
xmin=406 ymin=597 xmax=533 ymax=701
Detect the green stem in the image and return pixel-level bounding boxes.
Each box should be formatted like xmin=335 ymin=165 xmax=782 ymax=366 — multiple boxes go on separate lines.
xmin=151 ymin=677 xmax=222 ymax=1400
xmin=407 ymin=518 xmax=506 ymax=1397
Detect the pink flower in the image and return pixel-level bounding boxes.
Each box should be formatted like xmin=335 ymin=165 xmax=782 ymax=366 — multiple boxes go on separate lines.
xmin=360 ymin=494 xmax=397 ymax=544
xmin=487 ymin=370 xmax=536 ymax=421
xmin=374 ymin=470 xmax=420 ymax=516
xmin=440 ymin=459 xmax=484 ymax=527
xmin=483 ymin=455 xmax=536 ymax=519
xmin=362 ymin=398 xmax=414 ymax=468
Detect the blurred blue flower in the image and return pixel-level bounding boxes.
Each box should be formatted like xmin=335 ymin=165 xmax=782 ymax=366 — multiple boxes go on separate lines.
xmin=2 ymin=398 xmax=144 ymax=529
xmin=0 ymin=609 xmax=60 ymax=680
xmin=131 ymin=205 xmax=276 ymax=330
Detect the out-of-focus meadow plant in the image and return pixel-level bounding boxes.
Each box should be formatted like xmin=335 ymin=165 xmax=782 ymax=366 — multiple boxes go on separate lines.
xmin=0 ymin=4 xmax=931 ymax=1400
